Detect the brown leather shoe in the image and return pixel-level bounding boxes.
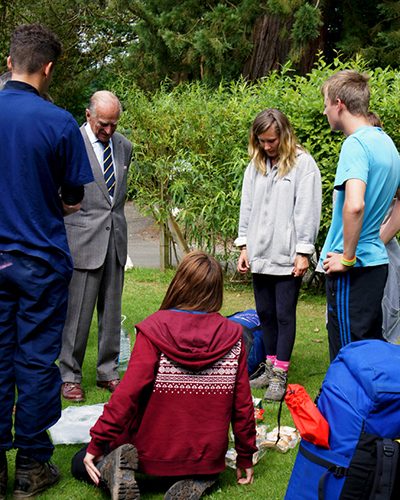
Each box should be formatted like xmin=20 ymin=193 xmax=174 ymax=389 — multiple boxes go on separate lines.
xmin=96 ymin=379 xmax=120 ymax=393
xmin=61 ymin=382 xmax=85 ymax=402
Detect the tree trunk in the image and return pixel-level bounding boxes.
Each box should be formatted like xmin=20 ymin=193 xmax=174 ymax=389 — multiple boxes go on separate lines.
xmin=297 ymin=34 xmax=324 ymax=75
xmin=242 ymin=14 xmax=292 ymax=80
xmin=242 ymin=13 xmax=324 ymax=79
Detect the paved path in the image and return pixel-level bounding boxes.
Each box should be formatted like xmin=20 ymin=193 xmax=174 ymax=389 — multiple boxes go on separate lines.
xmin=125 ymin=201 xmax=160 ymax=268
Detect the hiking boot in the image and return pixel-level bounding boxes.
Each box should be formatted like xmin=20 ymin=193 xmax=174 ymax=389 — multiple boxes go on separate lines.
xmin=249 ymin=361 xmax=266 ymax=381
xmin=13 ymin=453 xmax=60 ymax=499
xmin=263 ymin=367 xmax=288 ymax=402
xmin=98 ymin=444 xmax=140 ymax=500
xmin=0 ymin=451 xmax=7 ymax=500
xmin=164 ymin=478 xmax=216 ymax=500
xmin=250 ymin=360 xmax=274 ymax=389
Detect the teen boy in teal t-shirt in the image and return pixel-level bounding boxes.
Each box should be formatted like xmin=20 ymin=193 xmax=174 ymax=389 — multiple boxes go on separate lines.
xmin=320 ymin=70 xmax=400 ymax=361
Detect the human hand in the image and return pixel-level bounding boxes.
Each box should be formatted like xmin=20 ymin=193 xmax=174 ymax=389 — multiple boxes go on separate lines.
xmin=83 ymin=452 xmax=102 ymax=485
xmin=323 ymin=252 xmax=348 ymax=274
xmin=237 ymin=249 xmax=250 ymax=274
xmin=293 ymin=254 xmax=309 ymax=277
xmin=62 ymin=201 xmax=81 ymax=216
xmin=236 ymin=466 xmax=254 ymax=484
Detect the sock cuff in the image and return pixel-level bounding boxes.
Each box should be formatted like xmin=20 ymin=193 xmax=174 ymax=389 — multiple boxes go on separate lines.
xmin=274 ymin=359 xmax=290 ymax=371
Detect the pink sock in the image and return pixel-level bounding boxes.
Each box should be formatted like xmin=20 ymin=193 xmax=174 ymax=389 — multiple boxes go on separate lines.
xmin=266 ymin=355 xmax=276 ymax=364
xmin=274 ymin=359 xmax=290 ymax=371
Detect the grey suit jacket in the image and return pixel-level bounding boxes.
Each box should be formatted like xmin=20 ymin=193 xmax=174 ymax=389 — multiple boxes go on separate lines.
xmin=65 ymin=125 xmax=133 ymax=270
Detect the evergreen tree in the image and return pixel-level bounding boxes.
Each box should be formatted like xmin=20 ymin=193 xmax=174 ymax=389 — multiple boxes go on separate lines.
xmin=0 ymin=0 xmax=398 ymax=108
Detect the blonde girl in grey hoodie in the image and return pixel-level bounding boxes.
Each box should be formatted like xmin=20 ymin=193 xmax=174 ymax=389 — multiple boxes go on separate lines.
xmin=235 ymin=109 xmax=322 ymax=401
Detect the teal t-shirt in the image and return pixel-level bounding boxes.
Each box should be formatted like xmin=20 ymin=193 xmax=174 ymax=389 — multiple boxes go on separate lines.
xmin=320 ymin=126 xmax=400 ymax=267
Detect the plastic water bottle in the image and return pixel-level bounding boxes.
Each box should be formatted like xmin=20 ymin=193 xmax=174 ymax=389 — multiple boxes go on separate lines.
xmin=118 ymin=315 xmax=131 ymax=371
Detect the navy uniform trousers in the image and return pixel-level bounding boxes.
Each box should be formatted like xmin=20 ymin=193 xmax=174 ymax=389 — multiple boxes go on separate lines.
xmin=0 ymin=251 xmax=69 ymax=462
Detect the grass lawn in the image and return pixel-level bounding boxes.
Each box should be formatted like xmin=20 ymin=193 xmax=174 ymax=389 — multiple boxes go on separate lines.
xmin=8 ymin=268 xmax=329 ymax=500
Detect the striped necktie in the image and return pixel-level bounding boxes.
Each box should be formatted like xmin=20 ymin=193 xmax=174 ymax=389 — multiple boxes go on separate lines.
xmin=103 ymin=141 xmax=115 ymax=197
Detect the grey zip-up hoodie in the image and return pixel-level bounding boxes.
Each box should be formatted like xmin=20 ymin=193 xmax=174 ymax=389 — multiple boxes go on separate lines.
xmin=235 ymin=150 xmax=322 ymax=275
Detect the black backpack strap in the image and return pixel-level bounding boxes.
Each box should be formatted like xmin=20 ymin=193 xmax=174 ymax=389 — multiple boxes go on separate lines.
xmin=275 ymin=397 xmax=285 ymax=446
xmin=299 ymin=442 xmax=349 ymax=500
xmin=371 ymin=438 xmax=399 ymax=500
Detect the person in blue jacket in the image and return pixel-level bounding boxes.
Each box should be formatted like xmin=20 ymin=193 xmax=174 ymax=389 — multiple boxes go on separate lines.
xmin=0 ymin=24 xmax=93 ymax=499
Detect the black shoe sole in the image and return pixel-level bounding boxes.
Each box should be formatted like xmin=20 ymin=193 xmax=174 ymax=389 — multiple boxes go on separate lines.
xmin=164 ymin=479 xmax=216 ymax=500
xmin=100 ymin=444 xmax=140 ymax=500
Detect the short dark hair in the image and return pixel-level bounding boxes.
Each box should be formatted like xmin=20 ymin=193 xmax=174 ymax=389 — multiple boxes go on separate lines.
xmin=321 ymin=70 xmax=370 ymax=116
xmin=160 ymin=251 xmax=223 ymax=313
xmin=10 ymin=24 xmax=62 ymax=74
xmin=367 ymin=111 xmax=382 ymax=128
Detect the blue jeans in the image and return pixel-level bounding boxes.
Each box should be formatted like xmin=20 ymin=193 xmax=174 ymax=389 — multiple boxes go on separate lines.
xmin=0 ymin=252 xmax=69 ymax=462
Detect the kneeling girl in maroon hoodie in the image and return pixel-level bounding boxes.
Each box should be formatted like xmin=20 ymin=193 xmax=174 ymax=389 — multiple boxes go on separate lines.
xmin=71 ymin=250 xmax=257 ymax=499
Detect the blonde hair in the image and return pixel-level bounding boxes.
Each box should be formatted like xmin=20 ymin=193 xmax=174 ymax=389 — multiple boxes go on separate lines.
xmin=248 ymin=109 xmax=301 ymax=177
xmin=321 ymin=70 xmax=370 ymax=116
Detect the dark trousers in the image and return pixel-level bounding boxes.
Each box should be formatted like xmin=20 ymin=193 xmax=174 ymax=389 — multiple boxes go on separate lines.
xmin=71 ymin=446 xmax=99 ymax=484
xmin=71 ymin=445 xmax=219 ymax=490
xmin=326 ymin=265 xmax=388 ymax=362
xmin=252 ymin=273 xmax=302 ymax=362
xmin=0 ymin=252 xmax=69 ymax=462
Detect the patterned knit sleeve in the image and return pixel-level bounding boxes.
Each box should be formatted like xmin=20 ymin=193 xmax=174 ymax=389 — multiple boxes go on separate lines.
xmin=231 ymin=339 xmax=258 ymax=469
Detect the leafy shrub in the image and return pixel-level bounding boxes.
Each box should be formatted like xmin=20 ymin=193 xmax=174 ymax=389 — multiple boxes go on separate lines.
xmin=112 ymin=56 xmax=400 ymax=263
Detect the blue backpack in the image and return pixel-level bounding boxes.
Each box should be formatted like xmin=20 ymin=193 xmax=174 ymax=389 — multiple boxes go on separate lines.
xmin=227 ymin=310 xmax=265 ymax=375
xmin=285 ymin=340 xmax=400 ymax=500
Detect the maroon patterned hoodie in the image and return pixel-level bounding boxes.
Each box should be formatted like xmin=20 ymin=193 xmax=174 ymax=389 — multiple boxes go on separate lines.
xmin=88 ymin=309 xmax=257 ymax=476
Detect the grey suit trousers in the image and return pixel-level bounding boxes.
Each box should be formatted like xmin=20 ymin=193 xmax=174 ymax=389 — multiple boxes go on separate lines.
xmin=59 ymin=231 xmax=124 ymax=383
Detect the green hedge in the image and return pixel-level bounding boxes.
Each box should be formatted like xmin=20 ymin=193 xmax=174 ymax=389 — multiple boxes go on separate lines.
xmin=113 ymin=56 xmax=400 ymax=261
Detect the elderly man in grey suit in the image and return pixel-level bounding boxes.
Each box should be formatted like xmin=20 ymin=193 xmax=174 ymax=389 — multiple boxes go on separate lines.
xmin=60 ymin=90 xmax=133 ymax=402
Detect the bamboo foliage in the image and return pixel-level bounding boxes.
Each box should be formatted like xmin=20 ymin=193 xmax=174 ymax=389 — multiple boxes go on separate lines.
xmin=113 ymin=56 xmax=400 ymax=263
